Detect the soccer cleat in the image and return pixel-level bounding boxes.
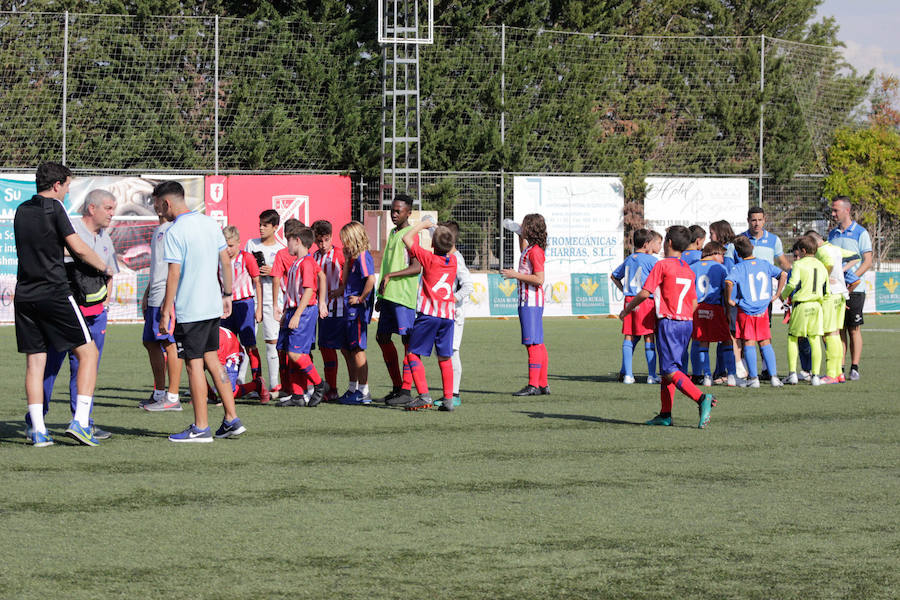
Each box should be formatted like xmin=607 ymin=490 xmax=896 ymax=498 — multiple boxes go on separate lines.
xmin=438 ymin=396 xmax=455 ymax=412
xmin=726 ymin=374 xmax=737 ymax=387
xmin=276 ymin=394 xmax=306 ymax=407
xmin=512 ymin=385 xmax=542 ymax=396
xmin=616 ymin=372 xmax=625 ymax=382
xmin=269 ymin=384 xmax=283 ymax=399
xmin=404 ymin=394 xmax=433 ymax=411
xmin=386 ymin=390 xmax=413 ymax=406
xmin=540 ymin=386 xmax=551 ymax=395
xmin=143 ymin=398 xmax=183 ymax=412
xmin=215 ymin=417 xmax=246 ymax=439
xmin=645 ymin=414 xmax=673 ymax=426
xmin=452 ymin=394 xmax=461 ymax=407
xmin=168 ymin=424 xmax=213 ymax=443
xmin=849 ymin=368 xmax=860 ymax=381
xmin=811 ymin=375 xmax=822 ymax=386
xmin=738 ymin=377 xmax=760 ymax=388
xmin=382 ymin=388 xmax=405 ymax=405
xmin=139 ymin=392 xmax=159 ymax=408
xmin=324 ymin=388 xmax=339 ymax=403
xmin=691 ymin=374 xmax=705 ymax=385
xmin=622 ymin=375 xmax=636 ymax=385
xmin=307 ymin=382 xmax=327 ymax=407
xmin=698 ymin=393 xmax=716 ymax=429
xmin=702 ymin=375 xmax=712 ymax=387
xmin=785 ymin=372 xmax=799 ymax=385
xmin=340 ymin=390 xmax=372 ymax=405
xmin=31 ymin=429 xmax=54 ymax=447
xmin=258 ymin=380 xmax=270 ymax=404
xmin=770 ymin=376 xmax=784 ymax=387
xmin=65 ymin=420 xmax=99 ymax=446
xmin=798 ymin=370 xmax=811 ymax=382
xmin=837 ymin=373 xmax=846 ymax=383
xmin=646 ymin=375 xmax=661 ymax=384
xmin=819 ymin=376 xmax=840 ymax=385
xmin=91 ymin=426 xmax=112 ymax=440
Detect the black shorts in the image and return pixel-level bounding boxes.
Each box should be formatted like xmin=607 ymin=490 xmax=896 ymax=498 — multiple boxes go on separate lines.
xmin=844 ymin=291 xmax=865 ymax=328
xmin=174 ymin=318 xmax=220 ymax=360
xmin=15 ymin=294 xmax=93 ymax=354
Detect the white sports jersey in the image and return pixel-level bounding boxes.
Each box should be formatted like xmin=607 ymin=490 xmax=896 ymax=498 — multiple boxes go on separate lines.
xmin=244 ymin=237 xmax=284 ymax=304
xmin=518 ymin=245 xmax=546 ymax=307
xmin=314 ymin=246 xmax=344 ymax=318
xmin=817 ymin=242 xmax=850 ymax=299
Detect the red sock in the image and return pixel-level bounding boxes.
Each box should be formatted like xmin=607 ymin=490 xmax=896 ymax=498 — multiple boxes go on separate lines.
xmin=671 ymin=370 xmax=703 ymax=402
xmin=294 ymin=354 xmax=322 ymax=386
xmin=406 ymin=353 xmax=428 ymax=395
xmin=248 ymin=346 xmax=261 ymax=378
xmin=289 ymin=361 xmax=307 ymax=396
xmin=527 ymin=344 xmax=541 ymax=387
xmin=234 ymin=381 xmax=252 ymax=398
xmin=660 ymin=382 xmax=675 ymax=413
xmin=401 ymin=343 xmax=413 ymax=391
xmin=379 ymin=342 xmax=402 ymax=387
xmin=439 ymin=359 xmax=453 ymax=400
xmin=537 ymin=343 xmax=549 ymax=387
xmin=320 ymin=347 xmax=338 ymax=390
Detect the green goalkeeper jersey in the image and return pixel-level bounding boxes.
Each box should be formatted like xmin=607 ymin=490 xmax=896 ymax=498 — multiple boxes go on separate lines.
xmin=379 ymin=225 xmax=419 ymax=309
xmin=781 ymin=256 xmax=829 ymax=303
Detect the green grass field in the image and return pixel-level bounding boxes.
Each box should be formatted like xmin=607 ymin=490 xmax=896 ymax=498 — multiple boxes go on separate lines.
xmin=1 ymin=316 xmax=899 ymax=599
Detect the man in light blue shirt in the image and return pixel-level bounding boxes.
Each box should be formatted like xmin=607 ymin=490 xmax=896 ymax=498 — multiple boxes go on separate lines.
xmin=157 ymin=181 xmax=246 ymax=443
xmin=828 ymin=196 xmax=873 ymax=381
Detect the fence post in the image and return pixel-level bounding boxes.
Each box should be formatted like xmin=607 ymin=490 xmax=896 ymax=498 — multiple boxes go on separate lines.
xmin=758 ymin=34 xmax=765 ymax=207
xmin=214 ymin=15 xmax=220 ymax=175
xmin=62 ymin=11 xmax=69 ymax=164
xmin=499 ymin=23 xmax=506 ymax=270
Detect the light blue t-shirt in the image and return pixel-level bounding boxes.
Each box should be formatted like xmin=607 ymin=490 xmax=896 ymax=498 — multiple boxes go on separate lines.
xmin=691 ymin=259 xmax=728 ymax=305
xmin=827 ymin=221 xmax=872 ymax=277
xmin=612 ymin=252 xmax=659 ymax=297
xmin=739 ymin=229 xmax=783 ymax=267
xmin=726 ymin=258 xmax=783 ymax=316
xmin=164 ymin=211 xmax=227 ymax=323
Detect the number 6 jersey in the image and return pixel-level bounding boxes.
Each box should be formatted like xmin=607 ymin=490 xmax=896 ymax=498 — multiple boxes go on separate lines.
xmin=408 ymin=238 xmax=458 ymax=320
xmin=642 ymin=257 xmax=698 ymax=321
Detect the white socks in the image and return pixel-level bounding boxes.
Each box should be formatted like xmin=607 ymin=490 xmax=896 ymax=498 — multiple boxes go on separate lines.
xmin=74 ymin=394 xmax=92 ymax=428
xmin=28 ymin=404 xmax=46 ymax=434
xmin=266 ymin=343 xmax=280 ymax=388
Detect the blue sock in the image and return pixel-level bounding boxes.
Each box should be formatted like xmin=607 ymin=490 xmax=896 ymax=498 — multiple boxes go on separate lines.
xmin=760 ymin=343 xmax=778 ymax=375
xmin=698 ymin=347 xmax=710 ymax=377
xmin=621 ymin=339 xmax=634 ymax=377
xmin=690 ymin=342 xmax=702 ymax=376
xmin=723 ymin=345 xmax=736 ymax=376
xmin=645 ymin=343 xmax=657 ymax=377
xmin=798 ymin=337 xmax=812 ymax=372
xmin=714 ymin=344 xmax=726 ymax=377
xmin=745 ymin=347 xmax=758 ymax=378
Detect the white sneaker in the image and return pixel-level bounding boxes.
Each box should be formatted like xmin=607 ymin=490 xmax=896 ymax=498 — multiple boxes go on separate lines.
xmin=622 ymin=375 xmax=636 ymax=384
xmin=646 ymin=375 xmax=660 ymax=384
xmin=738 ymin=377 xmax=760 ymax=388
xmin=770 ymin=375 xmax=784 ymax=387
xmin=785 ymin=372 xmax=798 ymax=385
xmin=798 ymin=370 xmax=811 ymax=382
xmin=702 ymin=375 xmax=712 ymax=387
xmin=726 ymin=374 xmax=737 ymax=387
xmin=811 ymin=375 xmax=822 ymax=386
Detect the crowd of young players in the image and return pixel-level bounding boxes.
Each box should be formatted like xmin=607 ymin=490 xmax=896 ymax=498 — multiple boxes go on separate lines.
xmin=614 ymin=201 xmax=872 ymax=428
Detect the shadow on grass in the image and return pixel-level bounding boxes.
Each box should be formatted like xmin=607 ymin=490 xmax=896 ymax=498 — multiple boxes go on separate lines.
xmin=549 ymin=373 xmax=622 ymax=383
xmin=517 ymin=410 xmax=645 ymax=426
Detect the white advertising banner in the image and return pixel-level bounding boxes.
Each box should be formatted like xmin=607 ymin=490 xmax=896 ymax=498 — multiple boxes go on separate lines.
xmin=644 ymin=177 xmax=749 ymax=240
xmin=513 ymin=176 xmax=625 ymax=316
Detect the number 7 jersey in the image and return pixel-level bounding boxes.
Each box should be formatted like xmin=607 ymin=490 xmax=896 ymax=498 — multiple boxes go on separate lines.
xmin=408 ymin=238 xmax=458 ymax=320
xmin=642 ymin=257 xmax=697 ymax=321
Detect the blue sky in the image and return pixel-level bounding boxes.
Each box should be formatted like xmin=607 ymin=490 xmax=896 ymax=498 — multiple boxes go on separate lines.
xmin=817 ymin=0 xmax=900 ymax=77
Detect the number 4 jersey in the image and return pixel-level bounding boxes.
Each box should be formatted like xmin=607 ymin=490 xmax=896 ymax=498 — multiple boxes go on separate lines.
xmin=408 ymin=238 xmax=458 ymax=320
xmin=726 ymin=258 xmax=783 ymax=316
xmin=642 ymin=257 xmax=697 ymax=321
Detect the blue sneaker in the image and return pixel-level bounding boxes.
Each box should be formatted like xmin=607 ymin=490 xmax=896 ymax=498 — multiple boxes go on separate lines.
xmin=31 ymin=429 xmax=54 ymax=447
xmin=645 ymin=414 xmax=673 ymax=426
xmin=168 ymin=424 xmax=213 ymax=443
xmin=215 ymin=418 xmax=246 ymax=439
xmin=65 ymin=420 xmax=99 ymax=446
xmin=339 ymin=390 xmax=372 ymax=405
xmin=698 ymin=393 xmax=716 ymax=429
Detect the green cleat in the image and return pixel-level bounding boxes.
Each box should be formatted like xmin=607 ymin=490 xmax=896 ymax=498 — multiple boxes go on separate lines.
xmin=645 ymin=414 xmax=673 ymax=426
xmin=698 ymin=393 xmax=716 ymax=429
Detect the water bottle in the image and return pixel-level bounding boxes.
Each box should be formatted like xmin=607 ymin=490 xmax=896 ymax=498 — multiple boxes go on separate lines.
xmin=502 ymin=218 xmax=521 ymax=234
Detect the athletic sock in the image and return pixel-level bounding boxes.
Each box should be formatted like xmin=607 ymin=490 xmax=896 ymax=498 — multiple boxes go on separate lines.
xmin=248 ymin=346 xmax=262 ymax=378
xmin=722 ymin=345 xmax=736 ymax=376
xmin=295 ymin=354 xmax=322 ymax=386
xmin=660 ymin=382 xmax=674 ymax=413
xmin=73 ymin=394 xmax=92 ymax=428
xmin=321 ymin=348 xmax=338 ymax=390
xmin=825 ymin=335 xmax=842 ymax=378
xmin=379 ymin=341 xmax=402 ymax=387
xmin=671 ymin=370 xmax=703 ymax=402
xmin=621 ymin=339 xmax=634 ymax=377
xmin=850 ymin=363 xmax=859 ymax=372
xmin=451 ymin=349 xmax=462 ymax=395
xmin=760 ymin=343 xmax=778 ymax=376
xmin=401 ymin=343 xmax=413 ymax=390
xmin=153 ymin=388 xmax=165 ymax=401
xmin=28 ymin=404 xmax=46 ymax=434
xmin=798 ymin=337 xmax=812 ymax=373
xmin=809 ymin=335 xmax=822 ymax=376
xmin=645 ymin=342 xmax=657 ymax=377
xmin=266 ymin=343 xmax=280 ymax=388
xmin=787 ymin=335 xmax=799 ymax=373
xmin=359 ymin=383 xmax=369 ymax=395
xmin=166 ymin=392 xmax=179 ymax=403
xmin=714 ymin=344 xmax=725 ymax=378
xmin=744 ymin=345 xmax=758 ymax=378
xmin=698 ymin=346 xmax=710 ymax=377
xmin=691 ymin=342 xmax=702 ymax=376
xmin=439 ymin=359 xmax=454 ymax=400
xmin=538 ymin=343 xmax=549 ymax=387
xmin=526 ymin=344 xmax=541 ymax=387
xmin=289 ymin=362 xmax=307 ymax=396
xmin=347 ymin=381 xmax=358 ymax=393
xmin=406 ymin=353 xmax=428 ymax=395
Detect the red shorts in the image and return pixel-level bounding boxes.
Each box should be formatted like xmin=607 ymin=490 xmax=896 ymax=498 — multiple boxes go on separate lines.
xmin=692 ymin=303 xmax=730 ymax=342
xmin=622 ymin=296 xmax=656 ymax=336
xmin=736 ymin=310 xmax=771 ymax=341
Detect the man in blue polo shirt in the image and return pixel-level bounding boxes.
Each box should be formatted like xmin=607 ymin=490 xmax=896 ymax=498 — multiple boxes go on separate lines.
xmin=828 ymin=196 xmax=872 ymax=381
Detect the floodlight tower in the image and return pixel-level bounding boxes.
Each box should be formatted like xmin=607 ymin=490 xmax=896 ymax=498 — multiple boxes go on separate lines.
xmin=378 ymin=0 xmax=434 ymax=208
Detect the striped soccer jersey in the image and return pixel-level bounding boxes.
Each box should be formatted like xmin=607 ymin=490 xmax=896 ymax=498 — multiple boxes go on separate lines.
xmin=231 ymin=251 xmax=260 ymax=301
xmin=283 ymin=254 xmax=320 ymax=310
xmin=408 ymin=238 xmax=457 ymax=319
xmin=314 ymin=246 xmax=345 ymax=318
xmin=518 ymin=244 xmax=545 ymax=307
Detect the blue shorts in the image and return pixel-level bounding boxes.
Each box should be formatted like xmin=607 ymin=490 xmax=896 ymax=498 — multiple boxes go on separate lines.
xmin=408 ymin=314 xmax=454 ymax=357
xmin=376 ymin=299 xmax=416 ymax=336
xmin=222 ymin=298 xmax=258 ymax=347
xmin=142 ymin=306 xmax=175 ymax=344
xmin=277 ymin=306 xmax=318 ymax=355
xmin=657 ymin=318 xmax=693 ymax=375
xmin=518 ymin=306 xmax=544 ymax=346
xmin=342 ymin=314 xmax=369 ymax=351
xmin=318 ymin=316 xmax=344 ymax=349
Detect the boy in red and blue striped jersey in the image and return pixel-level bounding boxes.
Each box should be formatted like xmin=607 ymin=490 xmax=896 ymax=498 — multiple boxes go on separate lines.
xmin=312 ymin=220 xmax=345 ymax=401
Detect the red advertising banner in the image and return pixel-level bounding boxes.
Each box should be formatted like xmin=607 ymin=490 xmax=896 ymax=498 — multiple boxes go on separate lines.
xmin=204 ymin=175 xmax=352 ymax=244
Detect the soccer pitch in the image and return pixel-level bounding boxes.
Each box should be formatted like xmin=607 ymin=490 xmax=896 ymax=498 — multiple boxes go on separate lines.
xmin=1 ymin=316 xmax=898 ymax=599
